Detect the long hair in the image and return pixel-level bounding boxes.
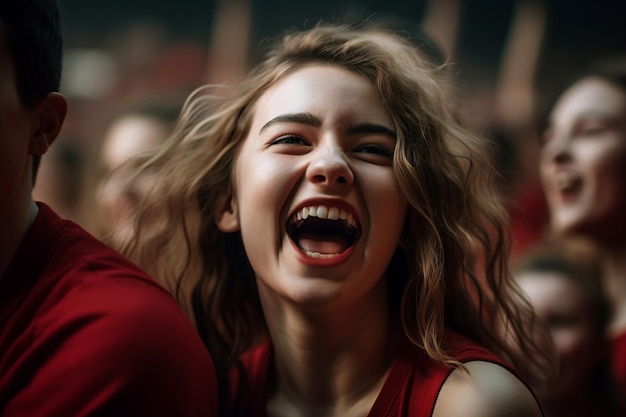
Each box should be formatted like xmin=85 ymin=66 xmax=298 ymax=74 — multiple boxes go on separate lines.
xmin=123 ymin=23 xmax=555 ymax=415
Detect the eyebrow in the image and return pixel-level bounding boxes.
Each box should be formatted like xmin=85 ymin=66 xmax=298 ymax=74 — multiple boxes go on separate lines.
xmin=346 ymin=123 xmax=396 ymax=139
xmin=575 ymin=110 xmax=617 ymax=120
xmin=547 ymin=110 xmax=621 ymax=132
xmin=260 ymin=113 xmax=321 ymax=132
xmin=260 ymin=112 xmax=396 ymax=138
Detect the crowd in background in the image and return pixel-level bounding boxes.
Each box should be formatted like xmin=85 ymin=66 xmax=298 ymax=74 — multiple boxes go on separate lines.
xmin=18 ymin=1 xmax=626 ymax=416
xmin=38 ymin=0 xmax=624 ymax=259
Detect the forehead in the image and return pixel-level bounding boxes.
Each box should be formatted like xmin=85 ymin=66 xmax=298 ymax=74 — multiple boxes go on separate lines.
xmin=101 ymin=116 xmax=168 ymax=167
xmin=250 ymin=64 xmax=392 ymax=128
xmin=551 ymin=77 xmax=626 ymax=123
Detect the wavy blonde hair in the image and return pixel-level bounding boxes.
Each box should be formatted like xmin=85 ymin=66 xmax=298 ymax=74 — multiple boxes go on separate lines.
xmin=123 ymin=23 xmax=555 ymax=413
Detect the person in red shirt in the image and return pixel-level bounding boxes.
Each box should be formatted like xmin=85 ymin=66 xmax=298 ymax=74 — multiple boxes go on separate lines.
xmin=539 ymin=56 xmax=626 ymax=397
xmin=0 ymin=1 xmax=218 ymax=415
xmin=125 ymin=24 xmax=555 ymax=416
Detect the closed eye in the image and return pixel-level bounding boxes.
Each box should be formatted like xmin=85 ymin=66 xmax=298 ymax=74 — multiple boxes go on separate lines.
xmin=354 ymin=143 xmax=394 ymax=158
xmin=269 ymin=135 xmax=310 ymax=146
xmin=579 ymin=125 xmax=608 ymax=136
xmin=575 ymin=116 xmax=618 ymax=138
xmin=267 ymin=134 xmax=311 ymax=155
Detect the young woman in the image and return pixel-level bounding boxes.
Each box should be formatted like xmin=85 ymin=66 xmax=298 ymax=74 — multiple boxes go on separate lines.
xmin=514 ymin=238 xmax=622 ymax=417
xmin=124 ymin=24 xmax=553 ymax=416
xmin=539 ymin=56 xmax=626 ymax=394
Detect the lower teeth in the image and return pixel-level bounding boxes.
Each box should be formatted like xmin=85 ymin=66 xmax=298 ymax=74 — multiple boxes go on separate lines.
xmin=305 ymin=250 xmax=339 ymax=259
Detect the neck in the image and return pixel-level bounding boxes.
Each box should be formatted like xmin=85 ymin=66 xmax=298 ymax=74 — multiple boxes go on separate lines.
xmin=601 ymin=245 xmax=626 ymax=335
xmin=258 ymin=278 xmax=398 ymax=417
xmin=0 ymin=199 xmax=38 ymax=279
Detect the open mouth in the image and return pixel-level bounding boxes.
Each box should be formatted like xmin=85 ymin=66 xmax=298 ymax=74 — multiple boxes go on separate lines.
xmin=286 ymin=205 xmax=362 ymax=259
xmin=556 ymin=176 xmax=582 ymax=202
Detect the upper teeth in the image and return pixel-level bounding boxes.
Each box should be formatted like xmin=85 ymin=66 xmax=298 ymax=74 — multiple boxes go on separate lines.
xmin=291 ymin=205 xmax=358 ymax=228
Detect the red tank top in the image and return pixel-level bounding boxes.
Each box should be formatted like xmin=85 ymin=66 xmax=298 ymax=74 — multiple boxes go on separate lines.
xmin=235 ymin=329 xmax=522 ymax=416
xmin=612 ymin=330 xmax=626 ymax=396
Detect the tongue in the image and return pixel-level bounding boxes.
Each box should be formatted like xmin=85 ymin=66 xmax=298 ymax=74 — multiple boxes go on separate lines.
xmin=296 ymin=231 xmax=349 ymax=254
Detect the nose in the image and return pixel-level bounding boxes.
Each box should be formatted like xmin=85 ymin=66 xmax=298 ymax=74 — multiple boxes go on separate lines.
xmin=541 ymin=133 xmax=572 ymax=165
xmin=306 ymin=145 xmax=354 ymax=187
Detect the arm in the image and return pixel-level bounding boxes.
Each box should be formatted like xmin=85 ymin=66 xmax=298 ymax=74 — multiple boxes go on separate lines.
xmin=433 ymin=361 xmax=543 ymax=417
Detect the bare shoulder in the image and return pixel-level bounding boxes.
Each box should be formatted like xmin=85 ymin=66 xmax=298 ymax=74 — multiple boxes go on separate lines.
xmin=432 ymin=361 xmax=542 ymax=417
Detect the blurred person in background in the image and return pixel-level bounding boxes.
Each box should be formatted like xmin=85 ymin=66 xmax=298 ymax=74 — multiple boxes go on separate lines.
xmin=513 ymin=237 xmax=623 ymax=417
xmin=93 ymin=97 xmax=182 ymax=250
xmin=0 ymin=1 xmax=218 ymax=415
xmin=539 ymin=55 xmax=626 ymax=395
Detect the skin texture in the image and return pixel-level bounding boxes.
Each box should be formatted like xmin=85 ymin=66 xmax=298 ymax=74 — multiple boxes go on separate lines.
xmin=217 ymin=63 xmax=541 ymax=417
xmin=540 ymin=77 xmax=626 ymax=245
xmin=219 ymin=64 xmax=406 ymax=310
xmin=434 ymin=361 xmax=542 ymax=417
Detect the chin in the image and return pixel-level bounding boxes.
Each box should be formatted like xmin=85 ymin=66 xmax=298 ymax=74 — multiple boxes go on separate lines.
xmin=551 ymin=209 xmax=589 ymax=234
xmin=279 ymin=280 xmax=350 ymax=312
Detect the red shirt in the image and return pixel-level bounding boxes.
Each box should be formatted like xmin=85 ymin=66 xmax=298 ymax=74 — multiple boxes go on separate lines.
xmin=0 ymin=203 xmax=218 ymax=416
xmin=235 ymin=329 xmax=524 ymax=417
xmin=612 ymin=330 xmax=626 ymax=396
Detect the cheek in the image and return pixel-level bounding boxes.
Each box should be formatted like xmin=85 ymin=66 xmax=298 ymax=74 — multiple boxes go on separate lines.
xmin=234 ymin=154 xmax=299 ymax=257
xmin=236 ymin=154 xmax=297 ymax=216
xmin=363 ymin=172 xmax=407 ymax=244
xmin=580 ymin=139 xmax=626 ymax=181
xmin=0 ymin=123 xmax=31 ymax=191
xmin=538 ymin=159 xmax=553 ymax=194
xmin=585 ymin=149 xmax=626 ymax=213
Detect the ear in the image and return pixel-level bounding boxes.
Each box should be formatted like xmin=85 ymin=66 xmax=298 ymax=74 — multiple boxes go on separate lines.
xmin=216 ymin=193 xmax=240 ymax=232
xmin=28 ymin=92 xmax=68 ymax=156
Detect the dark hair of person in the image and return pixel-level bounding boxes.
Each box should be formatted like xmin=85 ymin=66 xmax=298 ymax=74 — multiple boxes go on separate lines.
xmin=0 ymin=0 xmax=63 ymax=182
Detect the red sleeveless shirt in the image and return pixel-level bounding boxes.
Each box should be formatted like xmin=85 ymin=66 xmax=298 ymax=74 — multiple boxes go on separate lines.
xmin=235 ymin=329 xmax=525 ymax=416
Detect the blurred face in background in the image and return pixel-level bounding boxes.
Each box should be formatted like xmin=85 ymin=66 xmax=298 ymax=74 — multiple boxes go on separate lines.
xmin=540 ymin=77 xmax=626 ymax=244
xmin=96 ymin=114 xmax=169 ymax=247
xmin=516 ymin=271 xmax=600 ymax=399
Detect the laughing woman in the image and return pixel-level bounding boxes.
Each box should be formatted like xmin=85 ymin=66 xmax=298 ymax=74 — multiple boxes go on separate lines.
xmin=539 ymin=56 xmax=626 ymax=396
xmin=123 ymin=24 xmax=554 ymax=417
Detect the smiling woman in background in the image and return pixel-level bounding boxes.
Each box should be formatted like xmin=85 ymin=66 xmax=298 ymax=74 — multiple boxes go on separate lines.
xmin=539 ymin=56 xmax=626 ymax=395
